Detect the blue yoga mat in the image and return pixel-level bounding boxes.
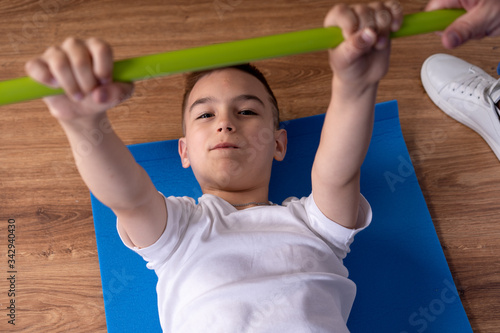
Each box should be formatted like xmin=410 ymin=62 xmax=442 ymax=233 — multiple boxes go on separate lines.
xmin=91 ymin=100 xmax=472 ymax=332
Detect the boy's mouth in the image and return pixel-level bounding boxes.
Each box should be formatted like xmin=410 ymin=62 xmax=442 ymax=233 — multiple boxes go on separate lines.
xmin=211 ymin=142 xmax=240 ymax=150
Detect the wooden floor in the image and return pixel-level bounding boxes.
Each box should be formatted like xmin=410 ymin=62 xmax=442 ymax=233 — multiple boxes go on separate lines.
xmin=1 ymin=0 xmax=499 ymax=331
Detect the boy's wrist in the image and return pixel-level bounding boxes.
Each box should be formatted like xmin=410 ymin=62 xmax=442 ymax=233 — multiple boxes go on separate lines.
xmin=331 ymin=77 xmax=378 ymax=102
xmin=58 ymin=111 xmax=112 ymax=134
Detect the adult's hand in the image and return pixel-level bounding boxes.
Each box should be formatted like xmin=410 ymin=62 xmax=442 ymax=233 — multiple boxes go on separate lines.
xmin=426 ymin=0 xmax=500 ymax=48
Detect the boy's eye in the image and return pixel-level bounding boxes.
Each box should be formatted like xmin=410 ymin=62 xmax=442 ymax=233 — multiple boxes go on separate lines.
xmin=196 ymin=113 xmax=214 ymax=119
xmin=239 ymin=110 xmax=257 ymax=116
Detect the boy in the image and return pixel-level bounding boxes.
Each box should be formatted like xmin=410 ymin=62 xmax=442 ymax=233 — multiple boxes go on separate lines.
xmin=25 ymin=2 xmax=402 ymax=332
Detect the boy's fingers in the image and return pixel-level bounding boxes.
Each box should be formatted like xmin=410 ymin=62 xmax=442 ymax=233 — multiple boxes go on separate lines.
xmin=91 ymin=82 xmax=134 ymax=107
xmin=334 ymin=27 xmax=377 ymax=66
xmin=385 ymin=0 xmax=403 ymax=31
xmin=352 ymin=27 xmax=377 ymax=53
xmin=352 ymin=4 xmax=377 ymax=32
xmin=25 ymin=58 xmax=59 ymax=88
xmin=371 ymin=3 xmax=392 ymax=49
xmin=86 ymin=38 xmax=114 ymax=85
xmin=61 ymin=37 xmax=97 ymax=95
xmin=373 ymin=4 xmax=391 ymax=32
xmin=324 ymin=4 xmax=359 ymax=39
xmin=425 ymin=0 xmax=460 ymax=11
xmin=42 ymin=46 xmax=82 ymax=102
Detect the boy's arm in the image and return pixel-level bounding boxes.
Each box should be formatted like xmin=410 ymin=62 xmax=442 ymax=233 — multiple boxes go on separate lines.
xmin=312 ymin=2 xmax=402 ymax=229
xmin=26 ymin=37 xmax=167 ymax=248
xmin=60 ymin=115 xmax=167 ymax=249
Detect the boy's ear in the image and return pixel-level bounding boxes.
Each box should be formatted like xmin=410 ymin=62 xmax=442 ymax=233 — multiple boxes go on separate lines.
xmin=273 ymin=129 xmax=287 ymax=161
xmin=178 ymin=137 xmax=191 ymax=168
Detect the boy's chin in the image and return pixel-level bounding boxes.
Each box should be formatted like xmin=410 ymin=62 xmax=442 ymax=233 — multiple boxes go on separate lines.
xmin=201 ymin=173 xmax=263 ymax=193
xmin=210 ymin=177 xmax=250 ymax=192
xmin=194 ymin=160 xmax=271 ymax=192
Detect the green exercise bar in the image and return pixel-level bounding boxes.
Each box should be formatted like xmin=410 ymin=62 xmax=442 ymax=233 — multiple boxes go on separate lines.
xmin=0 ymin=9 xmax=465 ymax=106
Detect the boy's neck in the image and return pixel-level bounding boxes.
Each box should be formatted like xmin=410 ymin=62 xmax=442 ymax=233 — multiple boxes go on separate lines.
xmin=202 ymin=187 xmax=271 ymax=210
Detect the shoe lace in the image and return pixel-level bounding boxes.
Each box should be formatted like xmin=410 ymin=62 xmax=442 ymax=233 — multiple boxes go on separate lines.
xmin=450 ymin=73 xmax=500 ymax=118
xmin=451 ymin=74 xmax=490 ymax=99
xmin=489 ymin=78 xmax=500 ymax=106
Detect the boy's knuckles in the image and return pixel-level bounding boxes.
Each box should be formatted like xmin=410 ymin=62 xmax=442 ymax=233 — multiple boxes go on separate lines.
xmin=352 ymin=5 xmax=376 ymax=31
xmin=86 ymin=37 xmax=107 ymax=47
xmin=69 ymin=52 xmax=89 ymax=67
xmin=352 ymin=34 xmax=371 ymax=51
xmin=326 ymin=1 xmax=400 ymax=37
xmin=89 ymin=46 xmax=113 ymax=78
xmin=24 ymin=58 xmax=42 ymax=75
xmin=386 ymin=1 xmax=403 ymax=28
xmin=43 ymin=45 xmax=64 ymax=59
xmin=375 ymin=10 xmax=392 ymax=32
xmin=62 ymin=37 xmax=83 ymax=49
xmin=365 ymin=14 xmax=377 ymax=31
xmin=352 ymin=4 xmax=370 ymax=16
xmin=87 ymin=39 xmax=112 ymax=58
xmin=50 ymin=60 xmax=71 ymax=76
xmin=324 ymin=4 xmax=355 ymax=30
xmin=369 ymin=1 xmax=385 ymax=12
xmin=46 ymin=52 xmax=70 ymax=73
xmin=324 ymin=4 xmax=346 ymax=23
xmin=25 ymin=60 xmax=52 ymax=84
xmin=386 ymin=0 xmax=402 ymax=14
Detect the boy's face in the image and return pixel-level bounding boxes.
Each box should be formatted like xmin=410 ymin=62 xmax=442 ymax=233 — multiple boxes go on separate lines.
xmin=179 ymin=68 xmax=287 ymax=193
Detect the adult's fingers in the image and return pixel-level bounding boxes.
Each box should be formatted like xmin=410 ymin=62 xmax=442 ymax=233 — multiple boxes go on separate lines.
xmin=442 ymin=3 xmax=500 ymax=48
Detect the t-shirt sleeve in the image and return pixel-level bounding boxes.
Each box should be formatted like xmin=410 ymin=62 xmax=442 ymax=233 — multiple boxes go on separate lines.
xmin=116 ymin=194 xmax=196 ymax=270
xmin=302 ymin=193 xmax=372 ymax=260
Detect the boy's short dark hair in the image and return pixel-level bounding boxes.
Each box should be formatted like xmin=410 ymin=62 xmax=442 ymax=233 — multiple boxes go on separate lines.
xmin=181 ymin=64 xmax=280 ymax=133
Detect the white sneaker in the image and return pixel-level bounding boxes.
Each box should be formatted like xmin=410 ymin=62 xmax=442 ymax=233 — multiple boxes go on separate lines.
xmin=421 ymin=53 xmax=500 ymax=160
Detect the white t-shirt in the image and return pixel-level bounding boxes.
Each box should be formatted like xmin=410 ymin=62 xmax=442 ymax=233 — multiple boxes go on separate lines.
xmin=118 ymin=193 xmax=372 ymax=333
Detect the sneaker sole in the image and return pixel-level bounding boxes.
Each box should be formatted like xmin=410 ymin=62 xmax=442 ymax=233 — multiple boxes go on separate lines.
xmin=421 ymin=56 xmax=500 ymax=161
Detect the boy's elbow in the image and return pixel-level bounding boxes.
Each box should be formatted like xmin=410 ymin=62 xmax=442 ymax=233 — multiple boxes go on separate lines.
xmin=311 ymin=162 xmax=360 ymax=189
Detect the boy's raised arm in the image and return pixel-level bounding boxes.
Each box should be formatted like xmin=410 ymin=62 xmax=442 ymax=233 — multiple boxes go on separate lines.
xmin=25 ymin=37 xmax=167 ymax=248
xmin=312 ymin=2 xmax=402 ymax=229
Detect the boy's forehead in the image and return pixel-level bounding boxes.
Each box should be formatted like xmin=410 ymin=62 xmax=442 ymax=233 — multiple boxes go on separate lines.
xmin=188 ymin=68 xmax=269 ymax=103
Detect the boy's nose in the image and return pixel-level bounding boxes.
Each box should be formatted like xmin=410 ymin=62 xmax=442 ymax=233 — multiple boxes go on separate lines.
xmin=217 ymin=125 xmax=233 ymax=132
xmin=217 ymin=115 xmax=235 ymax=133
